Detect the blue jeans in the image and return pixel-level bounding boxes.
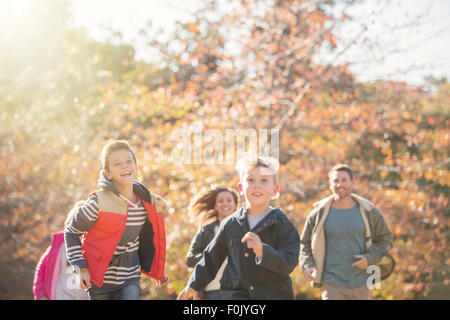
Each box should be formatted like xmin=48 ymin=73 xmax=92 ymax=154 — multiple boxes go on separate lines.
xmin=88 ymin=282 xmax=140 ymax=300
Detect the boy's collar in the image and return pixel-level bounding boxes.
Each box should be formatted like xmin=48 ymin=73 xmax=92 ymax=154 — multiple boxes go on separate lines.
xmin=244 ymin=206 xmax=273 ymax=216
xmin=97 ymin=169 xmax=152 ymax=203
xmin=98 ymin=169 xmax=121 ymax=195
xmin=237 ymin=206 xmax=280 ymax=233
xmin=236 ymin=206 xmax=276 ymax=223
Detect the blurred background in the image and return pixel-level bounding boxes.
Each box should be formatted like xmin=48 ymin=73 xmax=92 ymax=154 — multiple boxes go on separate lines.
xmin=0 ymin=0 xmax=448 ymax=299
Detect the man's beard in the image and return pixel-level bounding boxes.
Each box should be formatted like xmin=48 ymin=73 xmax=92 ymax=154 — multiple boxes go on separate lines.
xmin=335 ymin=188 xmax=351 ymax=199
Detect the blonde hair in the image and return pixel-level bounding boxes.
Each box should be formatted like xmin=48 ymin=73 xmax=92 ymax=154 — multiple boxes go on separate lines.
xmin=101 ymin=140 xmax=137 ymax=172
xmin=235 ymin=152 xmax=279 ymax=183
xmin=188 ymin=186 xmax=239 ymax=226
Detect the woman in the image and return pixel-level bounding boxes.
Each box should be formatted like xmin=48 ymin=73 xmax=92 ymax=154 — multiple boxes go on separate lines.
xmin=186 ymin=186 xmax=239 ymax=299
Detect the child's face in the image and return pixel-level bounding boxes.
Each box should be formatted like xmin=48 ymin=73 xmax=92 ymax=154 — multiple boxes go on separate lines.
xmin=105 ymin=149 xmax=137 ymax=185
xmin=214 ymin=191 xmax=237 ymax=221
xmin=238 ymin=166 xmax=279 ymax=211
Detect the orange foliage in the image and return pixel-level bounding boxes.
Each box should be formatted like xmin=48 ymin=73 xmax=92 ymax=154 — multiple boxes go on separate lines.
xmin=0 ymin=0 xmax=448 ymax=300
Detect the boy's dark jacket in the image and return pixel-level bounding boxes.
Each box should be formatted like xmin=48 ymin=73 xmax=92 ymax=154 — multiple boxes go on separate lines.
xmin=188 ymin=207 xmax=300 ymax=300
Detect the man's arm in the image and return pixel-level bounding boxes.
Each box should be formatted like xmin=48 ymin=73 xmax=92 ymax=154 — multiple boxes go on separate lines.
xmin=299 ymin=210 xmax=318 ymax=271
xmin=365 ymin=207 xmax=393 ymax=266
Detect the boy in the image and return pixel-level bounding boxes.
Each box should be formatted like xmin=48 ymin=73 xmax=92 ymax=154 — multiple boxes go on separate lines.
xmin=177 ymin=153 xmax=300 ymax=300
xmin=64 ymin=140 xmax=168 ymax=300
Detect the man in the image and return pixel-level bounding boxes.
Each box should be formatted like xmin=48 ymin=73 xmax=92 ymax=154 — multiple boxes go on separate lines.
xmin=299 ymin=164 xmax=393 ymax=300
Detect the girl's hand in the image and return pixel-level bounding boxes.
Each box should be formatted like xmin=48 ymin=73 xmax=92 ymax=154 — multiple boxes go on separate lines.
xmin=177 ymin=286 xmax=200 ymax=300
xmin=76 ymin=266 xmax=92 ymax=290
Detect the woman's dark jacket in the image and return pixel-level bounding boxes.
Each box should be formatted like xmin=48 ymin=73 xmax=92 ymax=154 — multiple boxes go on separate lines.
xmin=186 ymin=221 xmax=219 ymax=268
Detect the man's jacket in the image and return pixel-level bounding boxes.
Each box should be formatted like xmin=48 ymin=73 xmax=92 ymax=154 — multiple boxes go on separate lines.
xmin=299 ymin=193 xmax=394 ymax=288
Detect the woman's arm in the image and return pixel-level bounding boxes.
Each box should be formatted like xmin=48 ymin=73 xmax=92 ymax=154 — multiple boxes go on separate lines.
xmin=186 ymin=225 xmax=210 ymax=268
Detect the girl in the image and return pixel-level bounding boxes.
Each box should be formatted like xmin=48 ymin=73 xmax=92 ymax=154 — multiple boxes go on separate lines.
xmin=185 ymin=186 xmax=239 ymax=299
xmin=33 ymin=202 xmax=89 ymax=300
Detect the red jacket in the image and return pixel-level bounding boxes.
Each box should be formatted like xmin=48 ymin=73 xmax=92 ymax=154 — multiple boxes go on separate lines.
xmin=81 ymin=186 xmax=166 ymax=287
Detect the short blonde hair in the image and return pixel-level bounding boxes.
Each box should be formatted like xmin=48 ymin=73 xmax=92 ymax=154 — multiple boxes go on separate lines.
xmin=101 ymin=140 xmax=137 ymax=172
xmin=235 ymin=152 xmax=279 ymax=183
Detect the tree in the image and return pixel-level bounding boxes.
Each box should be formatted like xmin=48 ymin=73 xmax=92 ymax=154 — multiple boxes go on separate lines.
xmin=0 ymin=0 xmax=448 ymax=299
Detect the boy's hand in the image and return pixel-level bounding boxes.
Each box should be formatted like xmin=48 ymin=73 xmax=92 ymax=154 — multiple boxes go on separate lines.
xmin=155 ymin=272 xmax=170 ymax=288
xmin=303 ymin=267 xmax=317 ymax=281
xmin=177 ymin=286 xmax=200 ymax=300
xmin=75 ymin=266 xmax=92 ymax=290
xmin=352 ymin=255 xmax=368 ymax=269
xmin=241 ymin=232 xmax=263 ymax=258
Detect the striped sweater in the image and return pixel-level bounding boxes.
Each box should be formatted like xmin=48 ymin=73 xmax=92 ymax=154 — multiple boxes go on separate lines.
xmin=64 ymin=194 xmax=148 ymax=293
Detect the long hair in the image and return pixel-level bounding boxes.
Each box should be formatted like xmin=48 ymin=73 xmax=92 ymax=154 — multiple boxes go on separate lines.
xmin=188 ymin=186 xmax=239 ymax=226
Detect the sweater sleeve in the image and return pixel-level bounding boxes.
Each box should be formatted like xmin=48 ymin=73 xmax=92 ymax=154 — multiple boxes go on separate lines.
xmin=186 ymin=226 xmax=209 ymax=268
xmin=33 ymin=246 xmax=51 ymax=300
xmin=365 ymin=207 xmax=393 ymax=266
xmin=299 ymin=209 xmax=318 ymax=271
xmin=64 ymin=195 xmax=99 ymax=268
xmin=188 ymin=223 xmax=228 ymax=292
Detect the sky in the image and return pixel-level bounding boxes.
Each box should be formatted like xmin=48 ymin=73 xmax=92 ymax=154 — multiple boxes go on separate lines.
xmin=333 ymin=0 xmax=450 ymax=84
xmin=4 ymin=0 xmax=450 ymax=85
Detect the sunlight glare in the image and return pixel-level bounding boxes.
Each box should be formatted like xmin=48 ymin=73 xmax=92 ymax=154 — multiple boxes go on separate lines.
xmin=0 ymin=0 xmax=30 ymax=16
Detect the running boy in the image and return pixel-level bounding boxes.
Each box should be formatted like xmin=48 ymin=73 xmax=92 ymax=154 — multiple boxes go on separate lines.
xmin=64 ymin=140 xmax=168 ymax=300
xmin=177 ymin=153 xmax=300 ymax=300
